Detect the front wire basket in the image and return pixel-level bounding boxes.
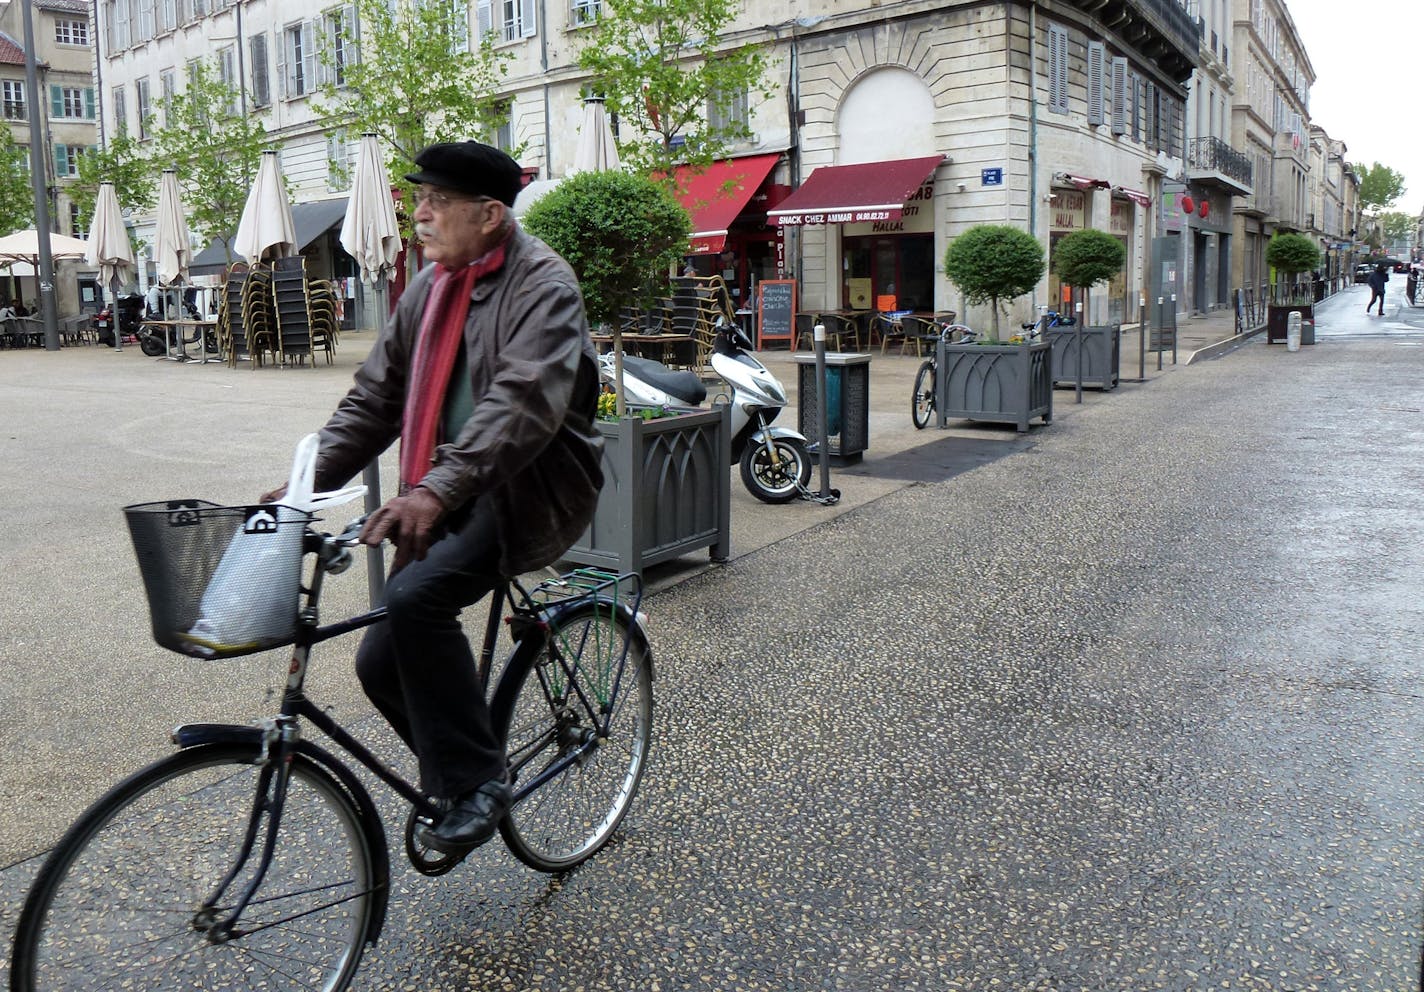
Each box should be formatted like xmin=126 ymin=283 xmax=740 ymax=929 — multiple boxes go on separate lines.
xmin=124 ymin=500 xmax=315 ymax=659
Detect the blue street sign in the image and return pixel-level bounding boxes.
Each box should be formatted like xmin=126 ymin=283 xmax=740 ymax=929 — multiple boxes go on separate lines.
xmin=981 ymin=168 xmax=1004 ymax=186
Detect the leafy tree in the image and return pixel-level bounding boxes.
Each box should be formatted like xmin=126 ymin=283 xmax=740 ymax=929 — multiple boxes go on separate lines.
xmin=317 ymin=0 xmax=516 ymax=243
xmin=1264 ymin=232 xmax=1319 ymax=277
xmin=1355 ymin=162 xmax=1406 ymax=215
xmin=1377 ymin=210 xmax=1413 ymax=252
xmin=0 ymin=127 xmax=33 ymax=235
xmin=576 ymin=0 xmax=773 ymax=180
xmin=70 ymin=130 xmax=156 ymax=239
xmin=1052 ymin=229 xmax=1125 ymax=322
xmin=944 ymin=224 xmax=1045 ymax=338
xmin=153 ymin=59 xmax=268 ymax=265
xmin=522 ymin=170 xmax=689 ymax=326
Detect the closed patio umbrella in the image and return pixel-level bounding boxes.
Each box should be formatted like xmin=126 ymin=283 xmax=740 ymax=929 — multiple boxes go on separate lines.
xmin=338 ymin=132 xmax=400 ymax=604
xmin=233 ymin=150 xmax=297 ymax=264
xmin=339 ymin=134 xmax=401 ymax=289
xmin=570 ymin=97 xmax=620 ymax=175
xmin=154 ymin=169 xmax=192 ymax=288
xmin=84 ymin=183 xmax=135 ymax=352
xmin=154 ymin=168 xmax=213 ymax=361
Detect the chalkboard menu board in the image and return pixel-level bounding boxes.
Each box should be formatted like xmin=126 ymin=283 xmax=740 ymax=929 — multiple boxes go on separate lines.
xmin=757 ymin=280 xmax=796 ymax=348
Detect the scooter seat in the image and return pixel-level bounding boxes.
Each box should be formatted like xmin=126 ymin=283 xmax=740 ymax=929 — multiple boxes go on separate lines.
xmin=621 ymin=355 xmax=707 ymax=405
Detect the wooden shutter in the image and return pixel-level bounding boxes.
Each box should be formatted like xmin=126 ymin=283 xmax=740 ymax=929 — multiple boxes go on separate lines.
xmin=1048 ymin=25 xmax=1068 ymax=114
xmin=50 ymin=85 xmax=64 ymax=118
xmin=476 ymin=0 xmax=492 ymax=40
xmin=520 ymin=0 xmax=535 ymax=38
xmin=1087 ymin=41 xmax=1104 ymax=125
xmin=276 ymin=26 xmax=288 ymax=99
xmin=52 ymin=144 xmax=67 ymax=176
xmin=1111 ymin=58 xmax=1127 ymax=135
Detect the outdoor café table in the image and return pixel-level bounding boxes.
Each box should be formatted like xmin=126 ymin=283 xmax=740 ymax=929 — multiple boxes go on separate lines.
xmin=142 ymin=319 xmax=222 ymax=364
xmin=10 ymin=316 xmax=45 ymax=347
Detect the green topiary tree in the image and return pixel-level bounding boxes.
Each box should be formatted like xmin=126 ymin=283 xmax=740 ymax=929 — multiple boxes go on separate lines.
xmin=522 ymin=170 xmax=690 ymax=326
xmin=1264 ymin=232 xmax=1321 ymax=304
xmin=1052 ymin=229 xmax=1126 ymax=321
xmin=944 ymin=224 xmax=1045 ymax=339
xmin=523 ymin=170 xmax=691 ymax=415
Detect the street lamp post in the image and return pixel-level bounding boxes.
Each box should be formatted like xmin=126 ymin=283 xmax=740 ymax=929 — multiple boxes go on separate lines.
xmin=21 ymin=0 xmax=60 ymax=349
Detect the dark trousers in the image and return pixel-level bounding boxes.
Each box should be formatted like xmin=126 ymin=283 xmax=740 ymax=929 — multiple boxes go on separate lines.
xmin=354 ymin=497 xmax=505 ymax=799
xmin=1368 ymin=287 xmax=1385 ymax=313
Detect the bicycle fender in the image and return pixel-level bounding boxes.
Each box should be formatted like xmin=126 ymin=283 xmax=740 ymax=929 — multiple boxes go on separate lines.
xmin=170 ymin=724 xmax=392 ymax=945
xmin=751 ymin=425 xmax=807 ymax=446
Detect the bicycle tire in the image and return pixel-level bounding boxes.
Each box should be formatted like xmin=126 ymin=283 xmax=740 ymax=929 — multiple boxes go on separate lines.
xmin=11 ymin=743 xmax=379 ymax=992
xmin=498 ymin=601 xmax=653 ymax=872
xmin=911 ymin=359 xmax=936 ymax=429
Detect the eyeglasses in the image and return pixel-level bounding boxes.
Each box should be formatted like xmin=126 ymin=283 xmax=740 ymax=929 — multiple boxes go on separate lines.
xmin=413 ymin=188 xmax=494 ymax=210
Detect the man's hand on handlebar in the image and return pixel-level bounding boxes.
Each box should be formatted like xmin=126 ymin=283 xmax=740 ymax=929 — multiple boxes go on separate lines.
xmin=359 ymin=487 xmax=447 ymax=572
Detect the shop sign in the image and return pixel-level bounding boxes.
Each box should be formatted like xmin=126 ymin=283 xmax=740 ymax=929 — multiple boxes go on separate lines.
xmin=842 ymin=181 xmax=935 ymax=236
xmin=1050 ymin=190 xmax=1085 ymax=231
xmin=1110 ymin=199 xmax=1132 ymax=236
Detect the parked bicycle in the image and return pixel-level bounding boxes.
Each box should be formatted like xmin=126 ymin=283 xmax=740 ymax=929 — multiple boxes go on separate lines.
xmin=911 ymin=320 xmax=978 ymax=429
xmin=11 ymin=501 xmax=653 ymax=992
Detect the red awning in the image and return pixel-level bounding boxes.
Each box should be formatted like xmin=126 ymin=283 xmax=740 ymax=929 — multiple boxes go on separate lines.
xmin=767 ymin=155 xmax=943 ymax=227
xmin=672 ymin=153 xmax=782 ymax=254
xmin=1114 ymin=186 xmax=1151 ymax=207
xmin=1059 ymin=173 xmax=1111 ymax=191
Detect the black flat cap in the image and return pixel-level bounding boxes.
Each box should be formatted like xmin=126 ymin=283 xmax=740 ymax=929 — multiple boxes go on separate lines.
xmin=405 ymin=141 xmax=524 ymax=207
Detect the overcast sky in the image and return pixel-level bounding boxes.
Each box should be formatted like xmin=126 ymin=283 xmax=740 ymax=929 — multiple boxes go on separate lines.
xmin=1287 ymin=0 xmax=1421 ymax=215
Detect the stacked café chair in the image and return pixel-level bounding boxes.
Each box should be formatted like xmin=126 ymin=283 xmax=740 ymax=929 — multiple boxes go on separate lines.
xmin=219 ymin=263 xmax=250 ymax=366
xmin=243 ymin=263 xmax=279 ymax=366
xmin=271 ymin=256 xmax=315 ymax=366
xmin=307 ymin=279 xmax=341 ymax=365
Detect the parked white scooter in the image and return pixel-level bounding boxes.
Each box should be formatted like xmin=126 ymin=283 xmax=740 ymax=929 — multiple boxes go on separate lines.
xmin=598 ymin=319 xmax=813 ymax=503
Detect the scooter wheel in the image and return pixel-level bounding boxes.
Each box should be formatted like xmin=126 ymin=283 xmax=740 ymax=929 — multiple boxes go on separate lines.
xmin=138 ymin=334 xmax=166 ymax=357
xmin=741 ymin=437 xmax=812 ymax=504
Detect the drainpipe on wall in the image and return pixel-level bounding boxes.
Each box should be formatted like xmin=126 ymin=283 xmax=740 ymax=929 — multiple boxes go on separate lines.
xmin=1027 ymin=1 xmax=1039 ymax=314
xmin=539 ymin=0 xmax=551 ymax=175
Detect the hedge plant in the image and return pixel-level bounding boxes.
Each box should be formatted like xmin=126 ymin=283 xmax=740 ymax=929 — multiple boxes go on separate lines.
xmin=521 ymin=170 xmax=691 ymax=327
xmin=944 ymin=224 xmax=1046 ymax=339
xmin=1264 ymin=232 xmax=1320 ymax=277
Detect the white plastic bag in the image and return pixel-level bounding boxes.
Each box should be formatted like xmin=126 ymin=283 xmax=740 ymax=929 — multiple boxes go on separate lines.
xmin=184 ymin=434 xmax=366 ymax=656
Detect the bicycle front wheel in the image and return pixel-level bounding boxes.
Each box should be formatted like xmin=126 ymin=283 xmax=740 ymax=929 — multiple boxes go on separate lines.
xmin=911 ymin=359 xmax=936 ymax=429
xmin=12 ymin=743 xmax=378 ymax=992
xmin=499 ymin=602 xmax=653 ymax=872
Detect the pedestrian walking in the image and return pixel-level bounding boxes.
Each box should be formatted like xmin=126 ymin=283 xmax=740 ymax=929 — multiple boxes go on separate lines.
xmin=1366 ymin=263 xmax=1389 ymax=315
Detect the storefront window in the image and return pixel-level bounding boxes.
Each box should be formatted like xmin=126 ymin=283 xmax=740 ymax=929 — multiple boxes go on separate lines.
xmin=842 ymin=235 xmax=934 ymax=311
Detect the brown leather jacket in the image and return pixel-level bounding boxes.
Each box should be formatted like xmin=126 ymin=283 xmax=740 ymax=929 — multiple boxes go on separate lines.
xmin=314 ymin=226 xmax=604 ymax=574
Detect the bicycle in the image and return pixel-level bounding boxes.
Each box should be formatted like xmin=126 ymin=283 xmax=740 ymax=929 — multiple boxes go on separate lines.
xmin=911 ymin=320 xmax=977 ymax=429
xmin=11 ymin=500 xmax=653 ymax=992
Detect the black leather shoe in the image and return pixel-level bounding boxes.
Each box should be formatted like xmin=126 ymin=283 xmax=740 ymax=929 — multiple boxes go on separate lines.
xmin=421 ymin=774 xmax=511 ymax=854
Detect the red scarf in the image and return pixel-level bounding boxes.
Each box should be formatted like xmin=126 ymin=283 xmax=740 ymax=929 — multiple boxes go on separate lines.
xmin=399 ymin=240 xmax=508 ymax=491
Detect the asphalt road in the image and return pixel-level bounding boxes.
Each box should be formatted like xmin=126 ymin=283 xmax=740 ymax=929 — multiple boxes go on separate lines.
xmin=2 ymin=287 xmax=1422 ymax=990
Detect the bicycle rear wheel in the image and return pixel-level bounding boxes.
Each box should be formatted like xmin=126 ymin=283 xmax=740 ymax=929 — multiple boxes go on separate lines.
xmin=12 ymin=743 xmax=378 ymax=992
xmin=911 ymin=359 xmax=936 ymax=429
xmin=499 ymin=601 xmax=653 ymax=872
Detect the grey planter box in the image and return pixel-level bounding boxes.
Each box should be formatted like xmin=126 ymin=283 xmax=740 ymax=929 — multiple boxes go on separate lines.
xmin=1266 ymin=304 xmax=1315 ymax=345
xmin=1047 ymin=324 xmax=1121 ymax=390
xmin=935 ymin=339 xmax=1053 ymax=433
xmin=563 ymin=405 xmax=731 ymax=575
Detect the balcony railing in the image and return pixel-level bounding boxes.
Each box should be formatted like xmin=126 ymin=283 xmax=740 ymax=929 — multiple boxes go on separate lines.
xmin=1187 ymin=136 xmax=1253 ymax=187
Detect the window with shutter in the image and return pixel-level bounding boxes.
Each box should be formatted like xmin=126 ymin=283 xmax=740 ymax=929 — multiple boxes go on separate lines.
xmin=519 ymin=0 xmax=535 ymax=37
xmin=112 ymin=86 xmax=126 ymax=135
xmin=250 ymin=33 xmax=270 ymax=107
xmin=2 ymin=80 xmax=24 ymax=121
xmin=135 ymin=78 xmax=151 ymax=139
xmin=1087 ymin=42 xmax=1104 ymax=125
xmin=1111 ymin=58 xmax=1127 ymax=135
xmin=1048 ymin=25 xmax=1068 ymax=115
xmin=475 ymin=0 xmax=492 ymax=40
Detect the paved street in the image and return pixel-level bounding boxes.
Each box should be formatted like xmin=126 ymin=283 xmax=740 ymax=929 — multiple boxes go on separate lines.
xmin=1 ymin=281 xmax=1422 ymax=989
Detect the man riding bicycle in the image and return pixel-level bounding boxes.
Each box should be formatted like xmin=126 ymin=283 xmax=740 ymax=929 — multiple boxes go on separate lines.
xmin=265 ymin=141 xmax=604 ymax=853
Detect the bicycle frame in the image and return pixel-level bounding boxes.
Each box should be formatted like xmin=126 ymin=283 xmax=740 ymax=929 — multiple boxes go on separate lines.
xmin=173 ymin=532 xmax=646 ymax=942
